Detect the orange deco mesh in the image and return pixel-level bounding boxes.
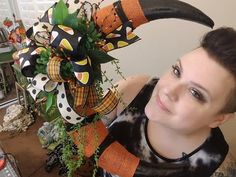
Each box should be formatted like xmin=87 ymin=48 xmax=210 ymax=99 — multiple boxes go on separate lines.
xmin=94 ymin=0 xmax=148 ymax=34
xmin=68 ymin=120 xmax=109 ymax=157
xmin=121 ymin=0 xmax=148 ymax=28
xmin=98 ymin=141 xmax=140 ymax=177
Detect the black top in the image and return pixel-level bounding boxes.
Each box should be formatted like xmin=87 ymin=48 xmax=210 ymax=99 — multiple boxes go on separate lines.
xmin=102 ymin=77 xmax=228 ymax=177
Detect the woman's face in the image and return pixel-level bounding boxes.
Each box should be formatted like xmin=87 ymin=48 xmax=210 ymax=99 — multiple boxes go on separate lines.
xmin=145 ymin=47 xmax=234 ymax=135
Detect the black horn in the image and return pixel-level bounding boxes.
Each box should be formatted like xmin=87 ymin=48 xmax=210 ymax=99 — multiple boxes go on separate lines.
xmin=94 ymin=0 xmax=214 ymax=34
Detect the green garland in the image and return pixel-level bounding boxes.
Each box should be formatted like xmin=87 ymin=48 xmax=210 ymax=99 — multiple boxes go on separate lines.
xmin=55 ymin=114 xmax=102 ymax=177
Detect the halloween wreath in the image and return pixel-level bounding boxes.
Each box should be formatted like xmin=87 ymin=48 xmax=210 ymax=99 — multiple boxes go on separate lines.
xmin=14 ymin=0 xmax=214 ymax=176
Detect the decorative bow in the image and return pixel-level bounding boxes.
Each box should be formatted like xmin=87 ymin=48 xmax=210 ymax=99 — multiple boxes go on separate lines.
xmin=15 ymin=0 xmax=141 ymax=124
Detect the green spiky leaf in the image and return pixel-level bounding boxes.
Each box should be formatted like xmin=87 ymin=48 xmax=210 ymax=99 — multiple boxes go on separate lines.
xmin=61 ymin=61 xmax=73 ymax=79
xmin=92 ymin=65 xmax=103 ymax=82
xmin=88 ymin=49 xmax=117 ymax=64
xmin=46 ymin=92 xmax=54 ymax=112
xmin=88 ymin=21 xmax=95 ymax=34
xmin=63 ymin=13 xmax=80 ymax=30
xmin=77 ymin=18 xmax=87 ymax=34
xmin=52 ymin=0 xmax=69 ymax=25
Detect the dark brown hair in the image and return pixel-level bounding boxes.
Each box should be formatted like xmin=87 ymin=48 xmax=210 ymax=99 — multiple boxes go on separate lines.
xmin=201 ymin=27 xmax=236 ymax=113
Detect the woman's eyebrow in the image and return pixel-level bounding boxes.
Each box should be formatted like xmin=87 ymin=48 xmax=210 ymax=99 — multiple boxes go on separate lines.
xmin=179 ymin=58 xmax=182 ymax=66
xmin=178 ymin=59 xmax=211 ymax=99
xmin=190 ymin=81 xmax=211 ymax=96
xmin=177 ymin=59 xmax=182 ymax=72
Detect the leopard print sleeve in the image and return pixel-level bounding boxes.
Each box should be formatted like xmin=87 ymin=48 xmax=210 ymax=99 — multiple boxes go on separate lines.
xmin=211 ymin=151 xmax=236 ymax=177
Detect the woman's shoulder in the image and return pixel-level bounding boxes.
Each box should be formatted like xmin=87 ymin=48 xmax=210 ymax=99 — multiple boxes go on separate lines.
xmin=115 ymin=74 xmax=151 ymax=115
xmin=117 ymin=74 xmax=151 ymax=93
xmin=102 ymin=74 xmax=152 ymax=124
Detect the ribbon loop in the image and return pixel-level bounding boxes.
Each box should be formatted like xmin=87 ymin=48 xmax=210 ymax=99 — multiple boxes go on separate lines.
xmin=50 ymin=25 xmax=83 ymax=57
xmin=93 ymin=90 xmax=119 ymax=115
xmin=71 ymin=57 xmax=93 ymax=86
xmin=39 ymin=6 xmax=54 ymax=24
xmin=103 ymin=21 xmax=140 ymax=52
xmin=72 ymin=84 xmax=90 ymax=108
xmin=27 ymin=73 xmax=57 ymax=100
xmin=33 ymin=22 xmax=53 ymax=45
xmin=47 ymin=56 xmax=67 ymax=82
xmin=87 ymin=85 xmax=100 ymax=107
xmin=27 ymin=85 xmax=41 ymax=100
xmin=57 ymin=83 xmax=86 ymax=124
xmin=18 ymin=46 xmax=46 ymax=77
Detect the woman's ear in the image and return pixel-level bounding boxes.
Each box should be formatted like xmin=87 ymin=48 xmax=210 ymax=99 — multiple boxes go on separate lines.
xmin=209 ymin=113 xmax=235 ymax=128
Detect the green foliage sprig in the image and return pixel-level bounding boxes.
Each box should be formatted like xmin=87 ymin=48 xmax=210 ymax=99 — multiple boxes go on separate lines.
xmin=55 ymin=118 xmax=85 ymax=177
xmin=35 ymin=48 xmax=51 ymax=75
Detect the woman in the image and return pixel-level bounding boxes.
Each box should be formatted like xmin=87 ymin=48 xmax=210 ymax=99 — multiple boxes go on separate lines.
xmin=101 ymin=27 xmax=236 ymax=177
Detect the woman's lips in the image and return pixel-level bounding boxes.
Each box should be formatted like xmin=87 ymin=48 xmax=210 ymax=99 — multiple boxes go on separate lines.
xmin=156 ymin=95 xmax=171 ymax=113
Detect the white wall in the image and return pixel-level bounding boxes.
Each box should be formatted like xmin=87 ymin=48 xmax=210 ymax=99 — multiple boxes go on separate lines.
xmin=99 ymin=0 xmax=236 ymax=157
xmin=0 ymin=0 xmax=13 ymax=23
xmin=4 ymin=0 xmax=236 ymax=157
xmin=102 ymin=0 xmax=236 ymax=82
xmin=16 ymin=0 xmax=57 ymax=29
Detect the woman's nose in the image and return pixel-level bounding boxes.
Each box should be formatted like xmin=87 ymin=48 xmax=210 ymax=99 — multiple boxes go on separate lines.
xmin=163 ymin=82 xmax=182 ymax=102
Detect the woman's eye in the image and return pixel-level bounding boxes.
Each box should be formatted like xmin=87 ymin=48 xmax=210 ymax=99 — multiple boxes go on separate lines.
xmin=190 ymin=88 xmax=205 ymax=102
xmin=172 ymin=65 xmax=181 ymax=77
